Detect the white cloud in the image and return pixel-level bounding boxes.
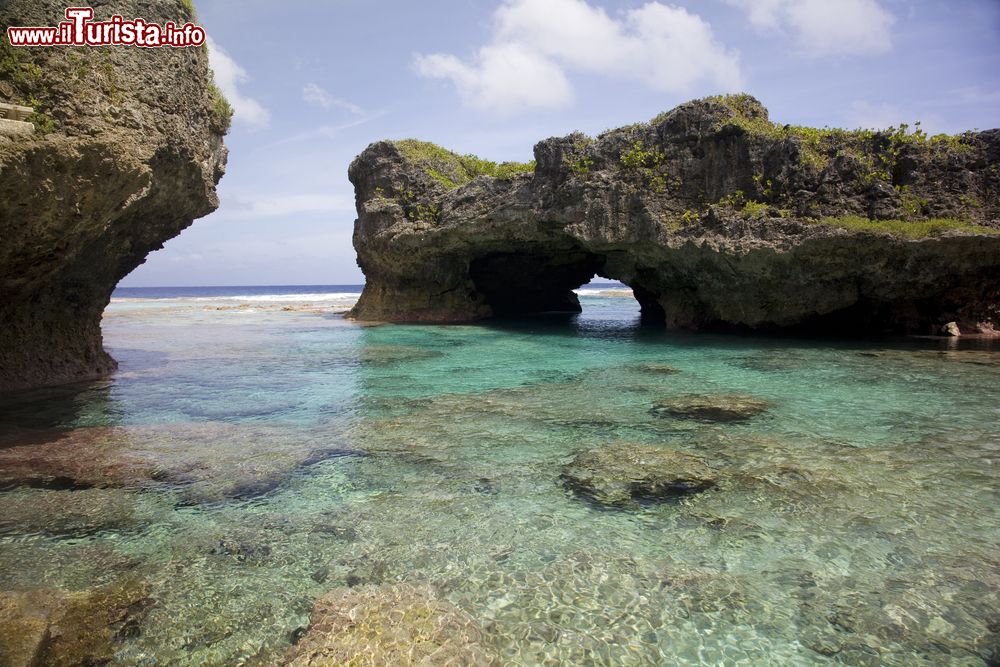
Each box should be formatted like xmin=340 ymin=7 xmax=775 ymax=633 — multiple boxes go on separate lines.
xmin=207 ymin=37 xmax=270 ymax=129
xmin=415 ymin=43 xmax=573 ymax=113
xmin=216 ymin=193 xmax=354 ymax=219
xmin=726 ymin=0 xmax=894 ymax=57
xmin=414 ymin=0 xmax=741 ymax=114
xmin=261 ymin=111 xmax=386 ymax=151
xmin=729 ymin=0 xmax=787 ymax=29
xmin=302 ymin=83 xmax=364 ymax=115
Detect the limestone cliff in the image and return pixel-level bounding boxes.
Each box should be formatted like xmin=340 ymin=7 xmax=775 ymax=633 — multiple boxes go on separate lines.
xmin=348 ymin=95 xmax=999 ymax=334
xmin=0 ymin=0 xmax=228 ymax=391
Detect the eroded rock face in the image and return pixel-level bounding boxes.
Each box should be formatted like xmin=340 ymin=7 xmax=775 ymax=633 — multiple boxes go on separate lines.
xmin=561 ymin=443 xmax=717 ymax=508
xmin=280 ymin=584 xmax=497 ymax=667
xmin=0 ymin=0 xmax=228 ymax=391
xmin=348 ymin=96 xmax=1000 ymax=333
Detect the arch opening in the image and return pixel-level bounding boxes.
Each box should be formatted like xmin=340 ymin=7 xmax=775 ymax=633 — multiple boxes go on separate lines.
xmin=468 ymin=250 xmax=666 ymax=324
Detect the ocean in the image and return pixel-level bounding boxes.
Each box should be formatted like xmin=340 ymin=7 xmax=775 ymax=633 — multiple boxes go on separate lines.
xmin=0 ymin=284 xmax=997 ymax=665
xmin=111 ymin=284 xmax=367 ymax=301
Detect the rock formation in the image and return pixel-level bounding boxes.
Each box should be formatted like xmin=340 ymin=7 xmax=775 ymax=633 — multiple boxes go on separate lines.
xmin=650 ymin=394 xmax=772 ymax=423
xmin=0 ymin=0 xmax=228 ymax=391
xmin=348 ymin=95 xmax=1000 ymax=334
xmin=561 ymin=443 xmax=718 ymax=508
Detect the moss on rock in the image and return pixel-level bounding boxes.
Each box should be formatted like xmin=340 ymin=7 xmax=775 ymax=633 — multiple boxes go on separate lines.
xmin=811 ymin=215 xmax=1000 ymax=239
xmin=393 ymin=139 xmax=534 ymax=189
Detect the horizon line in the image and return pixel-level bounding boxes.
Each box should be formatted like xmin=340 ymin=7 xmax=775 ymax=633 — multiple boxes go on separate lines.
xmin=113 ymin=279 xmax=627 ymax=289
xmin=114 ymin=282 xmax=367 ymax=289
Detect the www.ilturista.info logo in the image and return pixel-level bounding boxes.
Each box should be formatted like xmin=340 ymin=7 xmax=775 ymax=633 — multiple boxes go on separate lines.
xmin=6 ymin=7 xmax=205 ymax=48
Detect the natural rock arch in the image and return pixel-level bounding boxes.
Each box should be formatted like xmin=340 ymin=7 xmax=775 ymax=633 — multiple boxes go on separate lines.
xmin=347 ymin=96 xmax=1000 ymax=334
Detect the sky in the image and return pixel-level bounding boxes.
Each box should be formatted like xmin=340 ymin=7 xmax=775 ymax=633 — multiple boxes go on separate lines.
xmin=118 ymin=0 xmax=1000 ymax=287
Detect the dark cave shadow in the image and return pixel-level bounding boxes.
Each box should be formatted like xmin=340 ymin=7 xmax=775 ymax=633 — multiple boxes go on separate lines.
xmin=0 ymin=378 xmax=118 ymax=444
xmin=472 ymin=309 xmax=1000 ymax=357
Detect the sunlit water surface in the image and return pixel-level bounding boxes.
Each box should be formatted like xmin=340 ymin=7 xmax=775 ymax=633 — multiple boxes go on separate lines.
xmin=0 ymin=288 xmax=997 ymax=665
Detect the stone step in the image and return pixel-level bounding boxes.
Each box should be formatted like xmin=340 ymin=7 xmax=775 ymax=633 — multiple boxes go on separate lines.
xmin=0 ymin=117 xmax=34 ymax=137
xmin=0 ymin=102 xmax=34 ymax=121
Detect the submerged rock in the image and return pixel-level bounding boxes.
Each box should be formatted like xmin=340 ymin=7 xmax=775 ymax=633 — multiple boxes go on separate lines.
xmin=0 ymin=589 xmax=57 ymax=667
xmin=347 ymin=95 xmax=1000 ymax=333
xmin=0 ymin=0 xmax=228 ymax=391
xmin=0 ymin=488 xmax=160 ymax=536
xmin=796 ymin=555 xmax=1000 ymax=665
xmin=561 ymin=443 xmax=717 ymax=508
xmin=0 ymin=578 xmax=152 ymax=667
xmin=280 ymin=584 xmax=496 ymax=666
xmin=650 ymin=394 xmax=772 ymax=422
xmin=0 ymin=422 xmax=358 ymax=504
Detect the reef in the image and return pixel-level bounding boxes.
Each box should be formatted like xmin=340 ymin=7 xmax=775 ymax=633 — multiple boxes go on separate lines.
xmin=0 ymin=0 xmax=228 ymax=391
xmin=348 ymin=95 xmax=1000 ymax=334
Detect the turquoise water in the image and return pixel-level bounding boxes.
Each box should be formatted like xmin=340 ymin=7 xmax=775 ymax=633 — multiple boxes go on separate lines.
xmin=0 ymin=289 xmax=997 ymax=665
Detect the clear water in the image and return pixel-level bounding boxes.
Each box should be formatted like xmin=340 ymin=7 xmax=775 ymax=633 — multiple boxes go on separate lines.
xmin=0 ymin=288 xmax=997 ymax=665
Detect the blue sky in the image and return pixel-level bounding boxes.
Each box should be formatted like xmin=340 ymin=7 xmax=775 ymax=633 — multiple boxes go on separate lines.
xmin=119 ymin=0 xmax=1000 ymax=287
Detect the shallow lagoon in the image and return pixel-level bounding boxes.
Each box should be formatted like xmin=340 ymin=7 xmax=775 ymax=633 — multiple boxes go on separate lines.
xmin=0 ymin=290 xmax=997 ymax=665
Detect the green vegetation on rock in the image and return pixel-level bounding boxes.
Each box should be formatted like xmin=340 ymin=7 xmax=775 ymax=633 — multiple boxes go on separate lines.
xmin=0 ymin=41 xmax=43 ymax=90
xmin=396 ymin=187 xmax=442 ymax=223
xmin=0 ymin=42 xmax=57 ymax=133
xmin=563 ymin=134 xmax=595 ymax=177
xmin=619 ymin=140 xmax=670 ymax=192
xmin=695 ymin=93 xmax=975 ymax=178
xmin=811 ymin=215 xmax=1000 ymax=239
xmin=208 ymin=81 xmax=233 ymax=133
xmin=741 ymin=200 xmax=770 ymax=218
xmin=26 ymin=105 xmax=57 ymax=134
xmin=394 ymin=139 xmax=534 ymax=189
xmin=410 ymin=202 xmax=440 ymax=224
xmin=619 ymin=140 xmax=664 ymax=170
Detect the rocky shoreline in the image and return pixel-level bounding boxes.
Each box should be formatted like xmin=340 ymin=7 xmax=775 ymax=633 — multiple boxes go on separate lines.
xmin=347 ymin=95 xmax=1000 ymax=335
